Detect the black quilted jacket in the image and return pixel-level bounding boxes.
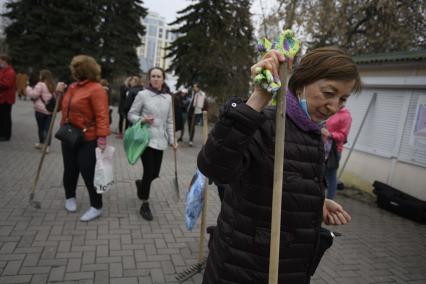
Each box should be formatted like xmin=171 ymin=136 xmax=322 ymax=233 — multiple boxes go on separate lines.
xmin=198 ymin=99 xmax=325 ymax=284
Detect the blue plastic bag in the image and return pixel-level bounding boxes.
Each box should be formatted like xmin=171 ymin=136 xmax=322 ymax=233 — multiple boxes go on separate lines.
xmin=185 ymin=169 xmax=207 ymax=230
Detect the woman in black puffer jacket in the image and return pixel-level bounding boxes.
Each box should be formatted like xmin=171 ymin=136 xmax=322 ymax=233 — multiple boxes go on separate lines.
xmin=197 ymin=47 xmax=361 ymax=284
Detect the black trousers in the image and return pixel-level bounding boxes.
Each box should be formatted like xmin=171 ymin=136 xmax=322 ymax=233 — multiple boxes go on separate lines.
xmin=118 ymin=114 xmax=130 ymax=134
xmin=139 ymin=147 xmax=163 ymax=200
xmin=61 ymin=140 xmax=102 ymax=209
xmin=178 ymin=112 xmax=188 ymax=140
xmin=0 ymin=103 xmax=12 ymax=140
xmin=187 ymin=110 xmax=196 ymax=142
xmin=118 ymin=114 xmax=125 ymax=133
xmin=35 ymin=111 xmax=52 ymax=145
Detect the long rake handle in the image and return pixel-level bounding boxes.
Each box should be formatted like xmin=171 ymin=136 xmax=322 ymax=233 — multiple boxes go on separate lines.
xmin=198 ymin=111 xmax=209 ymax=263
xmin=338 ymin=92 xmax=376 ymax=179
xmin=268 ymin=63 xmax=290 ymax=284
xmin=30 ymin=92 xmax=62 ymax=196
xmin=171 ymin=94 xmax=179 ymax=198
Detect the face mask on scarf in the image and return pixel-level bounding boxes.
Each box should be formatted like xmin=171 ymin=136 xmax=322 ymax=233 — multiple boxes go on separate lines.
xmin=0 ymin=63 xmax=5 ymax=69
xmin=299 ymin=87 xmax=326 ymax=126
xmin=298 ymin=87 xmax=311 ymax=119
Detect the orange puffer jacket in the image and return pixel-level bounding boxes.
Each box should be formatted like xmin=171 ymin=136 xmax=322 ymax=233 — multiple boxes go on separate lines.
xmin=60 ymin=80 xmax=110 ymax=141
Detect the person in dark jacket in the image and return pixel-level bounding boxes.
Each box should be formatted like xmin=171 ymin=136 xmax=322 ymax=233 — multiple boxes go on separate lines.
xmin=173 ymin=88 xmax=189 ymax=140
xmin=117 ymin=77 xmax=131 ymax=139
xmin=197 ymin=47 xmax=361 ymax=284
xmin=123 ymin=76 xmax=144 ymax=127
xmin=0 ymin=54 xmax=17 ymax=142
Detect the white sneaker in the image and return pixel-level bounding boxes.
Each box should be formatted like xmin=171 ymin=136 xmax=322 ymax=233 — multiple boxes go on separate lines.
xmin=34 ymin=143 xmax=42 ymax=149
xmin=80 ymin=207 xmax=102 ymax=222
xmin=65 ymin=198 xmax=77 ymax=212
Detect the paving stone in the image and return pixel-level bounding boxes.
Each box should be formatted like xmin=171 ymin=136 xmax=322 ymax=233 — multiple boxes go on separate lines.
xmin=66 ymin=258 xmax=81 ymax=272
xmin=48 ymin=266 xmax=66 ymax=282
xmin=2 ymin=260 xmax=22 ymax=275
xmin=150 ymin=268 xmax=166 ymax=284
xmin=110 ymin=277 xmax=137 ymax=284
xmin=0 ymin=275 xmax=32 ymax=284
xmin=94 ymin=270 xmax=109 ymax=284
xmin=0 ymin=242 xmax=17 ymax=254
xmin=19 ymin=266 xmax=51 ymax=274
xmin=64 ymin=271 xmax=94 ymax=281
xmin=30 ymin=274 xmax=49 ymax=284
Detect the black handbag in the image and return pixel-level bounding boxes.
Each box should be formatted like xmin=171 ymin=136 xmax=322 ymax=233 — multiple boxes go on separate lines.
xmin=54 ymin=89 xmax=86 ymax=148
xmin=326 ymin=139 xmax=339 ymax=169
xmin=310 ymin=228 xmax=341 ymax=275
xmin=40 ymin=94 xmax=56 ymax=113
xmin=55 ymin=123 xmax=85 ymax=148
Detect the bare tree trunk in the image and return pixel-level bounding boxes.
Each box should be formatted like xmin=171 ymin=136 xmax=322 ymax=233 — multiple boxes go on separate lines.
xmin=284 ymin=0 xmax=298 ymax=30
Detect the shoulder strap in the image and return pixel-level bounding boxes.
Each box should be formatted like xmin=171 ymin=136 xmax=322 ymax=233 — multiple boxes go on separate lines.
xmin=39 ymin=95 xmax=46 ymax=105
xmin=65 ymin=88 xmax=75 ymax=122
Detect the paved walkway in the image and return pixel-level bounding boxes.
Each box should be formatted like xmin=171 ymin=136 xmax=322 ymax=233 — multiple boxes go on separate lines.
xmin=0 ymin=100 xmax=425 ymax=284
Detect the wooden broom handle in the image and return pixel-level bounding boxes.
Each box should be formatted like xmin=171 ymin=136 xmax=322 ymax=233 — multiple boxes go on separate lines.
xmin=268 ymin=63 xmax=290 ymax=284
xmin=198 ymin=111 xmax=209 ymax=263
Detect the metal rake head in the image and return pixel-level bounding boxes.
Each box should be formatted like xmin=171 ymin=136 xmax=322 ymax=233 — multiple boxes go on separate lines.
xmin=175 ymin=257 xmax=207 ymax=283
xmin=29 ymin=193 xmax=41 ymax=209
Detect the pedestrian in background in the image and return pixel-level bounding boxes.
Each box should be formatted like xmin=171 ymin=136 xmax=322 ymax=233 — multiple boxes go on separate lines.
xmin=26 ymin=69 xmax=56 ymax=152
xmin=16 ymin=73 xmax=29 ymax=100
xmin=187 ymin=83 xmax=205 ymax=146
xmin=0 ymin=53 xmax=17 ymax=142
xmin=198 ymin=47 xmax=358 ymax=283
xmin=128 ymin=67 xmax=176 ymax=221
xmin=55 ymin=55 xmax=110 ymax=222
xmin=100 ymin=79 xmax=113 ymax=126
xmin=117 ymin=76 xmax=131 ymax=139
xmin=174 ymin=88 xmax=189 ymax=142
xmin=123 ymin=75 xmax=144 ymax=126
xmin=322 ymin=107 xmax=352 ymax=199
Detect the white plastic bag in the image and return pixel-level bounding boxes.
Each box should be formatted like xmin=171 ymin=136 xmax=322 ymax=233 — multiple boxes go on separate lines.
xmin=94 ymin=146 xmax=115 ymax=194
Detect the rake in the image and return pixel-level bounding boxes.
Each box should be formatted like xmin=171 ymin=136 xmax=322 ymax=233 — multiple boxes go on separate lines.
xmin=175 ymin=256 xmax=208 ymax=283
xmin=29 ymin=92 xmax=62 ymax=209
xmin=171 ymin=93 xmax=180 ymax=200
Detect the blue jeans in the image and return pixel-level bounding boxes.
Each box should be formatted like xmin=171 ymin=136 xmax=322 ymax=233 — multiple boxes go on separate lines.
xmin=326 ymin=154 xmax=341 ymax=199
xmin=35 ymin=111 xmax=52 ymax=145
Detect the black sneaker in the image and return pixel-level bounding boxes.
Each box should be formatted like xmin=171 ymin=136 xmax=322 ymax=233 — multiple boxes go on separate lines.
xmin=135 ymin=179 xmax=143 ymax=199
xmin=177 ymin=137 xmax=183 ymax=142
xmin=140 ymin=202 xmax=153 ymax=221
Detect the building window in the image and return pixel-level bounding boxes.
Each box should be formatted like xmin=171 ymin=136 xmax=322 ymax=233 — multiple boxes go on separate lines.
xmin=148 ymin=25 xmax=157 ymax=37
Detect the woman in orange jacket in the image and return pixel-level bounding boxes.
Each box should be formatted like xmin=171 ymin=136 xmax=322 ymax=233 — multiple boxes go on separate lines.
xmin=55 ymin=55 xmax=110 ymax=222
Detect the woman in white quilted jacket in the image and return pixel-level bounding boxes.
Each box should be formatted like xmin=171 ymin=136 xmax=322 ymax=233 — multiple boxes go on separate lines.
xmin=26 ymin=69 xmax=56 ymax=153
xmin=128 ymin=67 xmax=177 ymax=221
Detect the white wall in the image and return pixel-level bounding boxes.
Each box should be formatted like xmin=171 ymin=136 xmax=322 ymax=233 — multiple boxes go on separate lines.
xmin=341 ymin=150 xmax=426 ymax=201
xmin=340 ymin=62 xmax=426 ymax=201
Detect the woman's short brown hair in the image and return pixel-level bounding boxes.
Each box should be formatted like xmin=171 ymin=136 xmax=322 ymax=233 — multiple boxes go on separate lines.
xmin=70 ymin=55 xmax=101 ymax=82
xmin=288 ymin=47 xmax=361 ymax=95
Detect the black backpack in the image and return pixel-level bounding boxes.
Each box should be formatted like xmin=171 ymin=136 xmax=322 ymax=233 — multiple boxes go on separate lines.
xmin=40 ymin=95 xmax=56 ymax=112
xmin=373 ymin=181 xmax=426 ymax=223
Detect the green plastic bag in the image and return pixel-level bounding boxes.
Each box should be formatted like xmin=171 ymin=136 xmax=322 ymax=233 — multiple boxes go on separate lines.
xmin=123 ymin=121 xmax=150 ymax=165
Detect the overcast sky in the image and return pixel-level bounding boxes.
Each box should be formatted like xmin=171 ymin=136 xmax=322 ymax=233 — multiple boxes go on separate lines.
xmin=143 ymin=0 xmax=277 ymax=27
